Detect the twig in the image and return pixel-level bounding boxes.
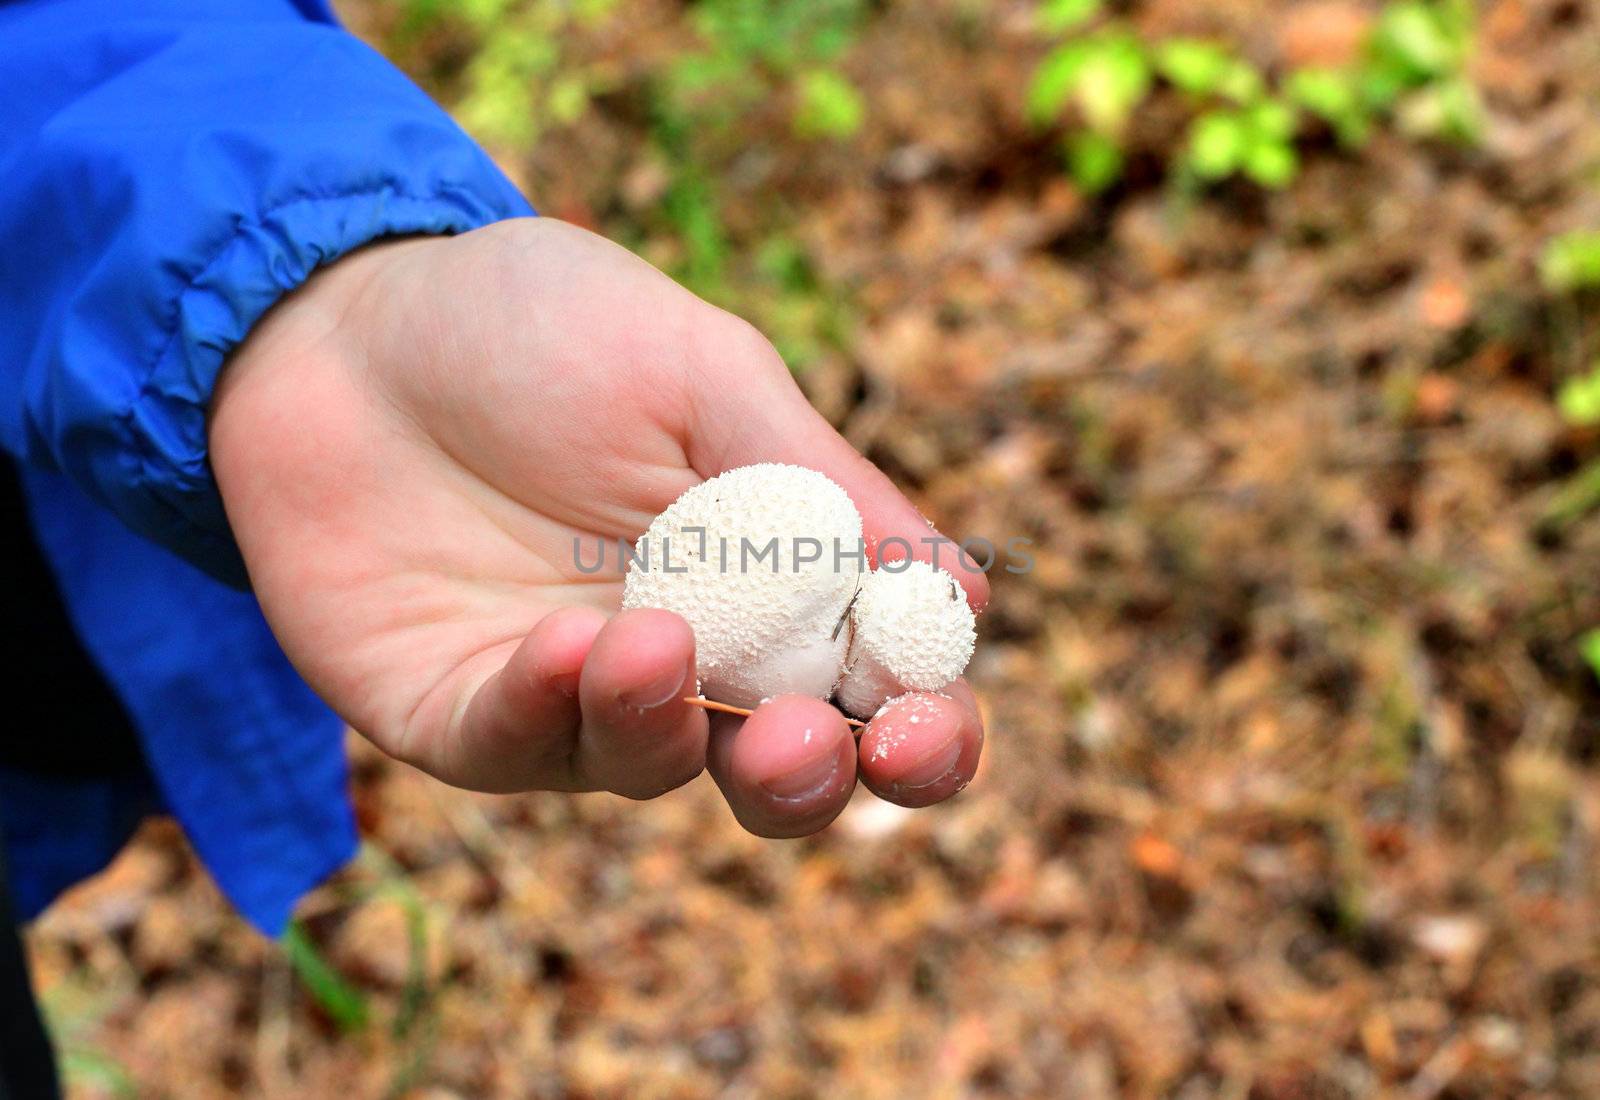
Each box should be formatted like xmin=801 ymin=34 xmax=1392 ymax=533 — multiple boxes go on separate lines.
xmin=683 ymin=696 xmax=866 ymax=729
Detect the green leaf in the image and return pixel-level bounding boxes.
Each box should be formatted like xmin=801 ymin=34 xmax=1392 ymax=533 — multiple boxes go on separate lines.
xmin=1037 ymin=0 xmax=1102 ymax=33
xmin=1540 ymin=231 xmax=1600 ymax=292
xmin=1027 ymin=40 xmax=1091 ymax=125
xmin=793 ymin=68 xmax=865 ymax=138
xmin=459 ymin=0 xmax=511 ymax=32
xmin=1287 ymin=67 xmax=1353 ymax=116
xmin=458 ymin=64 xmax=536 ymax=147
xmin=282 ymin=921 xmax=371 ymax=1034
xmin=573 ymin=0 xmax=621 ymax=23
xmin=756 ymin=236 xmax=817 ymax=293
xmin=1558 ymin=368 xmax=1600 ymax=425
xmin=1357 ymin=64 xmax=1406 ymax=110
xmin=1028 ymin=33 xmax=1151 ymax=133
xmin=1583 ymin=630 xmax=1600 ymax=682
xmin=1373 ymin=2 xmax=1465 ymax=81
xmin=691 ymin=0 xmax=866 ymax=72
xmin=1216 ymin=58 xmax=1266 ymax=104
xmin=1154 ymin=39 xmax=1264 ymax=104
xmin=1064 ymin=129 xmax=1124 ymax=193
xmin=1248 ymin=98 xmax=1297 ymax=142
xmin=1395 ymin=77 xmax=1483 ymax=144
xmin=1244 ymin=139 xmax=1299 ymax=188
xmin=1540 ymin=460 xmax=1600 ymax=531
xmin=662 ymin=169 xmax=730 ymax=298
xmin=1075 ymin=33 xmax=1151 ymax=133
xmin=1287 ymin=67 xmax=1371 ymax=146
xmin=1187 ymin=110 xmax=1248 ymax=179
xmin=1155 ymin=38 xmax=1234 ymax=96
xmin=546 ymin=75 xmax=591 ymax=125
xmin=1432 ymin=75 xmax=1484 ymax=144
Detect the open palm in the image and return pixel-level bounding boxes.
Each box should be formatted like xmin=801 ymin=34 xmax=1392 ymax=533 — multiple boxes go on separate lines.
xmin=210 ymin=218 xmax=986 ymax=836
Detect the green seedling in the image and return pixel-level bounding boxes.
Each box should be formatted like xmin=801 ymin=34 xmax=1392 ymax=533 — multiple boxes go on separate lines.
xmin=793 ymin=68 xmax=866 ymax=139
xmin=645 ymin=0 xmax=868 ymax=363
xmin=1027 ymin=0 xmax=1482 ymax=193
xmin=1286 ymin=67 xmax=1374 ymax=146
xmin=1157 ymin=38 xmax=1263 ymax=103
xmin=1027 ymin=29 xmax=1150 ymax=191
xmin=448 ymin=0 xmax=621 ymax=149
xmin=1583 ymin=630 xmax=1600 ymax=683
xmin=1558 ymin=368 xmax=1600 ymax=426
xmin=1365 ymin=0 xmax=1482 ymax=142
xmin=1184 ymin=99 xmax=1299 ymax=188
xmin=1541 ymin=231 xmax=1600 ymax=293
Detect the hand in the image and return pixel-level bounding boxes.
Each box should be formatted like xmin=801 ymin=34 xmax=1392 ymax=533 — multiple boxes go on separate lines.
xmin=210 ymin=218 xmax=988 ymax=836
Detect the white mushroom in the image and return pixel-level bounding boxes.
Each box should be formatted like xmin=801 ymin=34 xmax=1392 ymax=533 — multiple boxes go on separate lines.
xmin=835 ymin=560 xmax=976 ymax=718
xmin=622 ymin=464 xmax=863 ymax=708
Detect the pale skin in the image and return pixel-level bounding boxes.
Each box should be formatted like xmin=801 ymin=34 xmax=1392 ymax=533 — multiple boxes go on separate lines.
xmin=210 ymin=218 xmax=987 ymax=838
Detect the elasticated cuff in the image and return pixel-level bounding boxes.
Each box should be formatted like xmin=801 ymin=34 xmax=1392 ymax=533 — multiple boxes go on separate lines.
xmin=123 ymin=185 xmax=534 ymax=586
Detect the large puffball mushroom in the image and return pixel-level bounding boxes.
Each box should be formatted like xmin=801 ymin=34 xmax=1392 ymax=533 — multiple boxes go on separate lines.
xmin=836 ymin=560 xmax=976 ymax=718
xmin=622 ymin=463 xmax=864 ymax=709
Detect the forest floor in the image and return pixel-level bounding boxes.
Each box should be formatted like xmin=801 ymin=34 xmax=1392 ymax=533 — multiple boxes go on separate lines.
xmin=25 ymin=1 xmax=1600 ymax=1097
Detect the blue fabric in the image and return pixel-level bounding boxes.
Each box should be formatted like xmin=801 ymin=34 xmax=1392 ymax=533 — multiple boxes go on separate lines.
xmin=0 ymin=0 xmax=535 ymax=932
xmin=0 ymin=767 xmax=159 ymax=923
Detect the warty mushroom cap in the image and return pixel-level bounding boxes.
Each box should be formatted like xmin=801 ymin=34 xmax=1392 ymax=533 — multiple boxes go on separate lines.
xmin=835 ymin=559 xmax=976 ymax=718
xmin=621 ymin=463 xmax=864 ymax=708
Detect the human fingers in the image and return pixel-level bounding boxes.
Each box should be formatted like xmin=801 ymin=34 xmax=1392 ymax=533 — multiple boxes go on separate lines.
xmin=705 ymin=695 xmax=857 ymax=838
xmin=434 ymin=605 xmax=607 ymax=792
xmin=856 ymin=680 xmax=983 ymax=808
xmin=572 ymin=608 xmax=708 ymax=799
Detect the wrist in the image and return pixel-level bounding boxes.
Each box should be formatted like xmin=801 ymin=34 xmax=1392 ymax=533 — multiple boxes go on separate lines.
xmin=206 ymin=235 xmax=439 ymax=547
xmin=218 ymin=235 xmax=423 ymax=387
xmin=209 ymin=237 xmax=431 ymax=467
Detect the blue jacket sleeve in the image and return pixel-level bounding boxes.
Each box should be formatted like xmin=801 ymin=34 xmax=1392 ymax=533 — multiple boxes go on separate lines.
xmin=0 ymin=0 xmax=535 ymax=585
xmin=11 ymin=464 xmax=357 ymax=935
xmin=0 ymin=0 xmax=534 ymax=932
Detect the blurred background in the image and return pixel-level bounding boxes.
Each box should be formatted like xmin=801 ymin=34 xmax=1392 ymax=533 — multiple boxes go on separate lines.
xmin=25 ymin=0 xmax=1600 ymax=1096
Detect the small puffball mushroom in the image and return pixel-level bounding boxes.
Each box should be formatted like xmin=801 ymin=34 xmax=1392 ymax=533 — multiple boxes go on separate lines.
xmin=836 ymin=560 xmax=976 ymax=718
xmin=622 ymin=463 xmax=863 ymax=709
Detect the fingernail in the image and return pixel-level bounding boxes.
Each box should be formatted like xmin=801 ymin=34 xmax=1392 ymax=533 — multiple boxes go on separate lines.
xmin=891 ymin=732 xmax=963 ymax=792
xmin=620 ymin=661 xmax=689 ymax=710
xmin=761 ymin=746 xmax=843 ymax=803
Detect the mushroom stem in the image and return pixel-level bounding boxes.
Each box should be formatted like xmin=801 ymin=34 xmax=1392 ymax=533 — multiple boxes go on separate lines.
xmin=682 ymin=696 xmax=867 ymax=730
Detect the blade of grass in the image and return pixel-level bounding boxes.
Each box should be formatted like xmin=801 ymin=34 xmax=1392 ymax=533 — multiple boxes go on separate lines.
xmin=60 ymin=1048 xmax=138 ymax=1099
xmin=357 ymin=844 xmax=440 ymax=1096
xmin=281 ymin=920 xmax=370 ymax=1034
xmin=1581 ymin=630 xmax=1600 ymax=682
xmin=1538 ymin=459 xmax=1600 ymax=532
